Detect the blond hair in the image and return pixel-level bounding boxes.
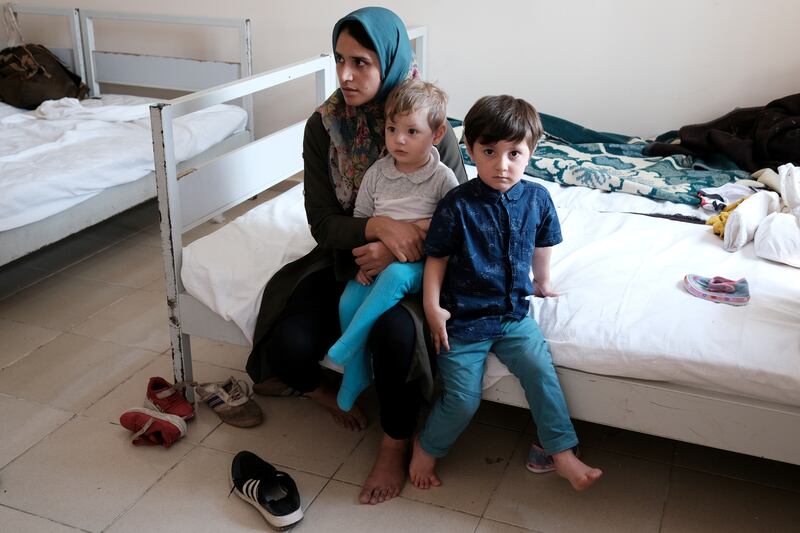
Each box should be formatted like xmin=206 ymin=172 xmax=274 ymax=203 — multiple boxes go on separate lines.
xmin=384 ymin=78 xmax=448 ymax=130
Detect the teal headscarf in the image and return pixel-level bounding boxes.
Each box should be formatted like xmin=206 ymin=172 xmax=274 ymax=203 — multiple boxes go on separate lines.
xmin=331 ymin=6 xmax=413 ymax=101
xmin=319 ymin=6 xmax=417 ymax=210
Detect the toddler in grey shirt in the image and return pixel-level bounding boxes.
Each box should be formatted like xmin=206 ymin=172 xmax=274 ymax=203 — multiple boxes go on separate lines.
xmin=327 ymin=79 xmax=458 ymax=411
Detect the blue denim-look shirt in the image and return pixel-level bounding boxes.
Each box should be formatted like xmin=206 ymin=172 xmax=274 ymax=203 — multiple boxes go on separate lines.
xmin=425 ymin=178 xmax=562 ymax=341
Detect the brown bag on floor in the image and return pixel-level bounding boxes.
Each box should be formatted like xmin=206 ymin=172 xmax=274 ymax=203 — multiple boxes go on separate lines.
xmin=0 ymin=43 xmax=88 ymax=110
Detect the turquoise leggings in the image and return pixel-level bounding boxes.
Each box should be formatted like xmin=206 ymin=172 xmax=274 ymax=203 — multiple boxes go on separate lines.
xmin=420 ymin=316 xmax=578 ymax=457
xmin=328 ymin=261 xmax=423 ymax=411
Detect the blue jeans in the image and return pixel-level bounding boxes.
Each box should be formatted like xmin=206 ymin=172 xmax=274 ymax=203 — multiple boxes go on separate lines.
xmin=328 ymin=261 xmax=423 ymax=410
xmin=420 ymin=316 xmax=578 ymax=457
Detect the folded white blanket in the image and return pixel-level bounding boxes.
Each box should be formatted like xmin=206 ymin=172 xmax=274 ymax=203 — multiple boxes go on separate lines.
xmin=780 ymin=163 xmax=800 ymax=218
xmin=754 ymin=163 xmax=800 ymax=268
xmin=723 ymin=190 xmax=780 ymax=252
xmin=754 ymin=213 xmax=800 ymax=267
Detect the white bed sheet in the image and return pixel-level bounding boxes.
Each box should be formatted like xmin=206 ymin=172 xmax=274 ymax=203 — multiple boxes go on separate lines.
xmin=181 ymin=183 xmax=800 ymax=407
xmin=0 ymin=95 xmax=248 ymax=231
xmin=182 ymin=184 xmax=315 ymax=343
xmin=492 ymin=207 xmax=800 ymax=407
xmin=0 ymin=101 xmax=24 ymax=121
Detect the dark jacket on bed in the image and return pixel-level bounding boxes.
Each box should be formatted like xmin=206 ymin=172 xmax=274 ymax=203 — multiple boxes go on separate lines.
xmin=245 ymin=111 xmax=467 ymax=390
xmin=644 ymin=93 xmax=800 ymax=172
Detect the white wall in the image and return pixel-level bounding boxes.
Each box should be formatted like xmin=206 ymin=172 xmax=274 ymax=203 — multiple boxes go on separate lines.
xmin=8 ymin=0 xmax=800 ymax=137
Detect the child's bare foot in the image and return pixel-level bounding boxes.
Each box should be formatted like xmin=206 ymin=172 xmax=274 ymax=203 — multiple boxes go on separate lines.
xmin=306 ymin=385 xmax=368 ymax=431
xmin=552 ymin=449 xmax=602 ymax=491
xmin=359 ymin=435 xmax=408 ymax=505
xmin=409 ymin=436 xmax=442 ymax=489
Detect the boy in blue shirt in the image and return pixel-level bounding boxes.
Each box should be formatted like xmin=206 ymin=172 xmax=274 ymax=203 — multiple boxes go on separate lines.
xmin=410 ymin=95 xmax=602 ymax=491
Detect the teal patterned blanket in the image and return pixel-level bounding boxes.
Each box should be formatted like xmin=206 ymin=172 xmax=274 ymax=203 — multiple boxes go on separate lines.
xmin=454 ymin=114 xmax=753 ymax=205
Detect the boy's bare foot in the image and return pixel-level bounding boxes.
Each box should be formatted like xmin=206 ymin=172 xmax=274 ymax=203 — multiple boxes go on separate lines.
xmin=359 ymin=435 xmax=408 ymax=505
xmin=552 ymin=449 xmax=602 ymax=491
xmin=306 ymin=385 xmax=367 ymax=431
xmin=409 ymin=436 xmax=441 ymax=489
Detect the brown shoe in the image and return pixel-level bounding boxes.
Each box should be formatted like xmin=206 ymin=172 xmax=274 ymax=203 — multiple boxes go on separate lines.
xmin=252 ymin=377 xmax=306 ymax=398
xmin=195 ymin=377 xmax=263 ymax=428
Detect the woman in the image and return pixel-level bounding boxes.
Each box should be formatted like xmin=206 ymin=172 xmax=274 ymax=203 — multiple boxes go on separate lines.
xmin=246 ymin=7 xmax=467 ymax=505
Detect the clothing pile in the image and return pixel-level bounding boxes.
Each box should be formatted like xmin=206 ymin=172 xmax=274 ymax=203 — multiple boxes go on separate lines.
xmin=704 ymin=163 xmax=800 ymax=267
xmin=645 ymin=93 xmax=800 ymax=172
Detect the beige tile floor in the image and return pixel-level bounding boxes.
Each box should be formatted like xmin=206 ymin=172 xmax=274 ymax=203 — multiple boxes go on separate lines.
xmin=1 ymin=193 xmax=799 ymax=533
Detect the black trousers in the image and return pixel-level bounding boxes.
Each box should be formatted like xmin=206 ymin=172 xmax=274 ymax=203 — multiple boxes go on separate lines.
xmin=260 ymin=266 xmax=421 ymax=439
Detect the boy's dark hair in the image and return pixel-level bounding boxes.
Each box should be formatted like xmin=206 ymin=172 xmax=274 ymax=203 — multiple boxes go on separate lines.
xmin=385 ymin=78 xmax=448 ymax=131
xmin=463 ymin=95 xmax=543 ymax=151
xmin=336 ymin=20 xmax=375 ymax=52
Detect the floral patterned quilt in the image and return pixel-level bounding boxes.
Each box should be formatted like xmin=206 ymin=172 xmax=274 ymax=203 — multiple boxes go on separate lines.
xmin=454 ymin=114 xmax=753 ymax=205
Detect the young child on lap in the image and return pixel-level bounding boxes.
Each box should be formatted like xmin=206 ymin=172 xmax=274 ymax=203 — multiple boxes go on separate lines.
xmin=410 ymin=95 xmax=602 ymax=491
xmin=327 ymin=79 xmax=458 ymax=411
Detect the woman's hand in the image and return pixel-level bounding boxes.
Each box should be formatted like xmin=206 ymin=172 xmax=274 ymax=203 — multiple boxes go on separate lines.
xmin=352 ymin=242 xmax=395 ymax=278
xmin=424 ymin=305 xmax=451 ymax=354
xmin=366 ymin=216 xmax=426 ymax=263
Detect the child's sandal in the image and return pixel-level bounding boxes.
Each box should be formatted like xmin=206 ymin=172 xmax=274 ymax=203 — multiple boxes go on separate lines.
xmin=525 ymin=444 xmax=581 ymax=474
xmin=525 ymin=444 xmax=555 ymax=473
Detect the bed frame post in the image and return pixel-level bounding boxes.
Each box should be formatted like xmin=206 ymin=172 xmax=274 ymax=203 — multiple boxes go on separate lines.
xmin=315 ymin=54 xmax=336 ymax=105
xmin=77 ymin=12 xmax=99 ymax=97
xmin=150 ymin=102 xmax=194 ymax=398
xmin=407 ymin=26 xmax=428 ymax=80
xmin=240 ymin=18 xmax=255 ymax=137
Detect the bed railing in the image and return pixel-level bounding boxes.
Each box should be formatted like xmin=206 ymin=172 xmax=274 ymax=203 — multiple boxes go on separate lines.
xmin=151 ymin=53 xmax=336 ymax=387
xmin=79 ymin=10 xmax=254 ymax=132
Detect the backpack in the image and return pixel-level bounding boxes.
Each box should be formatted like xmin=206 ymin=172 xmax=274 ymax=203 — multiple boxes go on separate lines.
xmin=0 ymin=43 xmax=89 ymax=110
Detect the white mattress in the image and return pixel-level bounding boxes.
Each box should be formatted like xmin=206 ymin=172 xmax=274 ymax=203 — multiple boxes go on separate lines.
xmin=182 ymin=184 xmax=315 ymax=343
xmin=181 ymin=182 xmax=800 ymax=407
xmin=0 ymin=95 xmax=248 ymax=231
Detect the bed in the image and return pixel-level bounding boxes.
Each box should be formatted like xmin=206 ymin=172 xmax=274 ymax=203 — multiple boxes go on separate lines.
xmin=150 ymin=27 xmax=800 ymax=467
xmin=0 ymin=6 xmax=254 ymax=266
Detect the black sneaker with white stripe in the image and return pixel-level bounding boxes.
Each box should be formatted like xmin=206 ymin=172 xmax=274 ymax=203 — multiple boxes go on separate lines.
xmin=230 ymin=451 xmax=303 ymax=530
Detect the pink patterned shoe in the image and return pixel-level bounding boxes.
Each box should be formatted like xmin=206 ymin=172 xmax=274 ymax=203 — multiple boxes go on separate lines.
xmin=683 ymin=274 xmax=750 ymax=306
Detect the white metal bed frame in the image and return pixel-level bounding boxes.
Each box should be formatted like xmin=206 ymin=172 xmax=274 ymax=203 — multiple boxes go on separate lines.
xmin=151 ymin=27 xmax=800 ymax=467
xmin=0 ymin=7 xmax=254 ymax=267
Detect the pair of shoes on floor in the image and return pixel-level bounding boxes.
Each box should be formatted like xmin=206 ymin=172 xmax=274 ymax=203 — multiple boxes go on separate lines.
xmin=119 ymin=377 xmax=196 ymax=448
xmin=525 ymin=444 xmax=580 ymax=474
xmin=231 ymin=451 xmax=303 ymax=530
xmin=195 ymin=376 xmax=263 ymax=428
xmin=683 ymin=274 xmax=750 ymax=306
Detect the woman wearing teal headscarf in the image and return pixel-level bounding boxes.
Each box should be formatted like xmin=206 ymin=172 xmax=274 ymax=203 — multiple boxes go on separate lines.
xmin=246 ymin=7 xmax=466 ymax=505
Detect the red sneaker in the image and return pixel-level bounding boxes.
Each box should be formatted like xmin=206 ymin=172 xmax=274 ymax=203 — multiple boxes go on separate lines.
xmin=144 ymin=376 xmax=195 ymax=420
xmin=119 ymin=407 xmax=187 ymax=448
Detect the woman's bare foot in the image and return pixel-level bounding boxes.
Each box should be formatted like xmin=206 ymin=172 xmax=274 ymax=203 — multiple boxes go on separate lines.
xmin=409 ymin=436 xmax=441 ymax=489
xmin=306 ymin=385 xmax=367 ymax=431
xmin=359 ymin=435 xmax=408 ymax=505
xmin=552 ymin=449 xmax=602 ymax=491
